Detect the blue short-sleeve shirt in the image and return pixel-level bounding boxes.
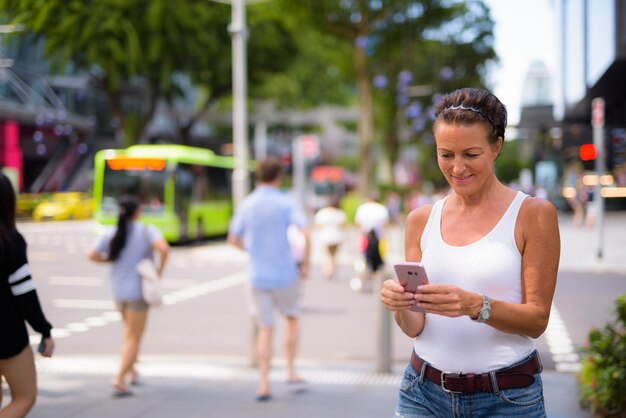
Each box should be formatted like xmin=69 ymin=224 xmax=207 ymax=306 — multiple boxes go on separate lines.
xmin=230 ymin=186 xmax=307 ymax=289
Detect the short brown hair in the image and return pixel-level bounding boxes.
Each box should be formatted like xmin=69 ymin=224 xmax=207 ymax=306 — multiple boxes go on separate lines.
xmin=255 ymin=157 xmax=283 ymax=183
xmin=434 ymin=87 xmax=507 ymax=144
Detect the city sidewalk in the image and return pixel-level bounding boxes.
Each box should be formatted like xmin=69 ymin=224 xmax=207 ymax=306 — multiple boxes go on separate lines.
xmin=24 ymin=356 xmax=587 ymax=418
xmin=16 ymin=210 xmax=626 ymax=417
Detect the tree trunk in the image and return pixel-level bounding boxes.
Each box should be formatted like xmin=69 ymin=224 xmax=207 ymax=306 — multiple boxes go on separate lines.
xmin=105 ymin=89 xmax=128 ymax=147
xmin=354 ymin=44 xmax=374 ymax=197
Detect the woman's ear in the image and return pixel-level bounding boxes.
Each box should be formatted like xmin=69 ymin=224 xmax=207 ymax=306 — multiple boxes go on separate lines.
xmin=493 ymin=136 xmax=504 ymax=159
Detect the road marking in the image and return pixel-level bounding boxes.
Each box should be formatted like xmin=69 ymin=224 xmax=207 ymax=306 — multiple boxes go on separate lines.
xmin=54 ymin=299 xmax=115 ymax=309
xmin=31 ymin=272 xmax=246 ymax=344
xmin=545 ymin=305 xmax=581 ymax=372
xmin=35 ymin=355 xmax=402 ymax=387
xmin=48 ymin=275 xmax=196 ymax=289
xmin=27 ymin=251 xmax=59 ymax=262
xmin=49 ymin=276 xmax=104 ymax=286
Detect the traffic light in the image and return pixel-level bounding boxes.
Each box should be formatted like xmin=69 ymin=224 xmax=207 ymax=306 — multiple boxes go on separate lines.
xmin=579 ymin=143 xmax=597 ymax=170
xmin=579 ymin=144 xmax=597 ymax=161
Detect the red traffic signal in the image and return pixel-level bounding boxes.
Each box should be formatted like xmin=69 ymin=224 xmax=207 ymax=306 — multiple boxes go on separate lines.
xmin=579 ymin=144 xmax=597 ymax=161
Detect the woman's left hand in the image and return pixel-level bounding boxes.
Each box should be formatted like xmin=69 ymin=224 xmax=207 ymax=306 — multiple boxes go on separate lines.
xmin=40 ymin=337 xmax=55 ymax=358
xmin=414 ymin=284 xmax=482 ymax=318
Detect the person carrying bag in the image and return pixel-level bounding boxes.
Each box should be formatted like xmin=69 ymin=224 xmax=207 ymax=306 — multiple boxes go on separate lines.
xmin=87 ymin=196 xmax=169 ymax=397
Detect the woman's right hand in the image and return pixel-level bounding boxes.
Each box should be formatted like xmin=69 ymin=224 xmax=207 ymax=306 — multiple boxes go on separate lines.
xmin=380 ymin=279 xmax=416 ymax=311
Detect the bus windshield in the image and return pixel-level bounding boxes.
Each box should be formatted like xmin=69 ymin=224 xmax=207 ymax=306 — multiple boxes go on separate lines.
xmin=102 ymin=165 xmax=167 ymax=215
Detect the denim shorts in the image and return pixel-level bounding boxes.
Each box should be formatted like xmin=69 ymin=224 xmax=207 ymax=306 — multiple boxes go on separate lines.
xmin=394 ymin=352 xmax=546 ymax=418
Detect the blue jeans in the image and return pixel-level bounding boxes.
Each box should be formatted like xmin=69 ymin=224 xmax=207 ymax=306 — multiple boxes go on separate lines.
xmin=394 ymin=352 xmax=546 ymax=418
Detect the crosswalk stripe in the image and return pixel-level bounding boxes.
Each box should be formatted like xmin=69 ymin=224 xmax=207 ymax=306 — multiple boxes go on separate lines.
xmin=31 ymin=272 xmax=246 ymax=343
xmin=35 ymin=356 xmax=402 ymax=387
xmin=49 ymin=276 xmax=104 ymax=286
xmin=546 ymin=305 xmax=581 ymax=372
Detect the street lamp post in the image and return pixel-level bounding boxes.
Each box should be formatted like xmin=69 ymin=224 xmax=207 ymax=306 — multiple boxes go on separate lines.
xmin=228 ymin=0 xmax=249 ymax=209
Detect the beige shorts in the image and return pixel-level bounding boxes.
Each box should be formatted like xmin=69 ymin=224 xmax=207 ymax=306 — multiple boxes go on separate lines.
xmin=116 ymin=299 xmax=149 ymax=312
xmin=247 ymin=280 xmax=301 ymax=327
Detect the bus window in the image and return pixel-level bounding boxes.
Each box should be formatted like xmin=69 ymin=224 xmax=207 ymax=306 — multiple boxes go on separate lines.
xmin=175 ymin=165 xmax=194 ymax=214
xmin=102 ymin=163 xmax=166 ymax=215
xmin=206 ymin=166 xmax=232 ymax=199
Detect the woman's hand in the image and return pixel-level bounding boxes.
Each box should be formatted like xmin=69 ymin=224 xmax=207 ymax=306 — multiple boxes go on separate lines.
xmin=381 ymin=279 xmax=427 ymax=338
xmin=414 ymin=284 xmax=482 ymax=318
xmin=40 ymin=337 xmax=55 ymax=358
xmin=380 ymin=279 xmax=418 ymax=311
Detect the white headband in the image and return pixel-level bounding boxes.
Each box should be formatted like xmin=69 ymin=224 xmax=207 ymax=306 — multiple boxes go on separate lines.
xmin=442 ymin=104 xmax=482 ymax=114
xmin=441 ymin=104 xmax=498 ymax=136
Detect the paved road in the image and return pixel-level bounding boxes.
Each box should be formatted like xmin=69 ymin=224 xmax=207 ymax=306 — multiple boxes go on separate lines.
xmin=9 ymin=210 xmax=625 ymax=417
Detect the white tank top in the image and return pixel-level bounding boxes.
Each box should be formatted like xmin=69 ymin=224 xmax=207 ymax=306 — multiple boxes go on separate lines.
xmin=414 ymin=191 xmax=534 ymax=373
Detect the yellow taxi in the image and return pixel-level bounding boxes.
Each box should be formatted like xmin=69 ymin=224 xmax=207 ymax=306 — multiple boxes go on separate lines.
xmin=32 ymin=192 xmax=93 ymax=221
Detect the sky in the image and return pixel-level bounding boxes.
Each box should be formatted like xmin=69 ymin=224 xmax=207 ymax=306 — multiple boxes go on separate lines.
xmin=483 ymin=0 xmax=557 ymax=125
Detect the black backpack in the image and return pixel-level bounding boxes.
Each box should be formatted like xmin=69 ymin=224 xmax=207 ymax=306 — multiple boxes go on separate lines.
xmin=365 ymin=229 xmax=384 ymax=271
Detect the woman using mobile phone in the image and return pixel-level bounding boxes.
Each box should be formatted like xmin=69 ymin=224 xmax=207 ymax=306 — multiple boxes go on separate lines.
xmin=381 ymin=88 xmax=560 ymax=417
xmin=0 ymin=172 xmax=55 ymax=417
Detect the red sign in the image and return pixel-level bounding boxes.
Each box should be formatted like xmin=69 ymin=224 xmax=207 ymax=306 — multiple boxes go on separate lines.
xmin=297 ymin=135 xmax=320 ymax=159
xmin=592 ymin=98 xmax=605 ymax=128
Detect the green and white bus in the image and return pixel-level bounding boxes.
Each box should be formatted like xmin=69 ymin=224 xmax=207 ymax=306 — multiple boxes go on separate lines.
xmin=93 ymin=145 xmax=241 ymax=243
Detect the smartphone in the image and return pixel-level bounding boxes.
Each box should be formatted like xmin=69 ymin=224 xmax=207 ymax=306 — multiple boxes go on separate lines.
xmin=393 ymin=262 xmax=429 ymax=312
xmin=37 ymin=338 xmax=46 ymax=354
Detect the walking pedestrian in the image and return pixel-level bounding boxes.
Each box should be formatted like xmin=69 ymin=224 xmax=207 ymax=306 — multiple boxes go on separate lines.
xmin=87 ymin=196 xmax=169 ymax=397
xmin=313 ymin=196 xmax=347 ymax=279
xmin=381 ymin=88 xmax=560 ymax=417
xmin=0 ymin=171 xmax=55 ymax=417
xmin=354 ymin=194 xmax=389 ymax=291
xmin=228 ymin=157 xmax=310 ymax=401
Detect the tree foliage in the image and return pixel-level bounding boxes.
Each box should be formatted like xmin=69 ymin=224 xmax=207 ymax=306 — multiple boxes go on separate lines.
xmin=275 ymin=0 xmax=497 ymax=192
xmin=1 ymin=0 xmax=498 ymax=189
xmin=0 ymin=0 xmax=297 ymax=145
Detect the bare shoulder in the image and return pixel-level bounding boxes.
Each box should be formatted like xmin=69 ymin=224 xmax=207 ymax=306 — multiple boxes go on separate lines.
xmin=520 ymin=196 xmax=558 ymax=219
xmin=519 ymin=196 xmax=560 ymax=236
xmin=406 ymin=203 xmax=434 ymax=229
xmin=404 ymin=204 xmax=434 ymax=259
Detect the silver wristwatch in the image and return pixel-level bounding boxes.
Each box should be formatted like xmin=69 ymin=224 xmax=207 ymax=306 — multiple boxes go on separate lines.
xmin=473 ymin=294 xmax=491 ymax=323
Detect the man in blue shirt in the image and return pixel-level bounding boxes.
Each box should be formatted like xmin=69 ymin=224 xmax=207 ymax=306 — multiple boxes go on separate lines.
xmin=228 ymin=157 xmax=310 ymax=401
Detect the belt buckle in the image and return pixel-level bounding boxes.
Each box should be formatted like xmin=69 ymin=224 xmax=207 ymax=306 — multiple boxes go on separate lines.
xmin=440 ymin=371 xmax=463 ymax=394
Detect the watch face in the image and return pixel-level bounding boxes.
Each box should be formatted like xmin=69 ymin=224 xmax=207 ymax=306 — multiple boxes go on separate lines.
xmin=481 ymin=309 xmax=491 ymax=321
xmin=480 ymin=296 xmax=491 ymax=321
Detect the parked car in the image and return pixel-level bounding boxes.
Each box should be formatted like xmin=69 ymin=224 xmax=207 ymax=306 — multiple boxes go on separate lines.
xmin=32 ymin=192 xmax=93 ymax=221
xmin=16 ymin=193 xmax=48 ymax=218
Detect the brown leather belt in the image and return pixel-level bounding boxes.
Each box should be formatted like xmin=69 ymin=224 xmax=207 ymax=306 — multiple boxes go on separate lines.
xmin=410 ymin=352 xmax=541 ymax=394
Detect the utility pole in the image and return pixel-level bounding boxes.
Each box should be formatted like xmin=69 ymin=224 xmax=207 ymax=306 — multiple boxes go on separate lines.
xmin=592 ymin=97 xmax=605 ymax=259
xmin=229 ymin=0 xmax=249 ymax=209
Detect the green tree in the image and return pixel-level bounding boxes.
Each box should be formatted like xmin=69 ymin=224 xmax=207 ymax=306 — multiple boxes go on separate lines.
xmin=372 ymin=2 xmax=496 ymax=185
xmin=277 ymin=0 xmax=496 ymax=193
xmin=253 ymin=27 xmax=354 ymax=110
xmin=0 ymin=0 xmax=297 ymax=146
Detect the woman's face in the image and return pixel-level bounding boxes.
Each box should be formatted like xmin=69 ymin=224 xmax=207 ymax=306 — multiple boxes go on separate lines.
xmin=434 ymin=121 xmax=502 ymax=196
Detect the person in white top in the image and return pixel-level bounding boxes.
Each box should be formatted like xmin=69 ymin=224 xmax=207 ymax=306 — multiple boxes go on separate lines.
xmin=313 ymin=197 xmax=347 ymax=279
xmin=380 ymin=88 xmax=560 ymax=417
xmin=354 ymin=195 xmax=389 ymax=238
